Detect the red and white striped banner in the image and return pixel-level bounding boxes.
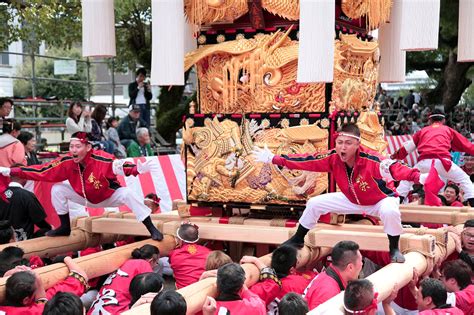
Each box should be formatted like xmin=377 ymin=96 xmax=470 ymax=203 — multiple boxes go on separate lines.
xmin=384 ymin=135 xmax=419 ymax=167
xmin=32 ymin=155 xmax=186 ymax=226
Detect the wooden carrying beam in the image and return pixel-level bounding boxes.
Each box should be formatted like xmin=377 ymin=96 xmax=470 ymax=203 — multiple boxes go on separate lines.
xmin=0 ymin=237 xmax=177 ymax=303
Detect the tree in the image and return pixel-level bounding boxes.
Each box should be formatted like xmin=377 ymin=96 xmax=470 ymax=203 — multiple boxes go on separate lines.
xmin=14 ymin=47 xmax=90 ymax=100
xmin=406 ymin=0 xmax=473 ymax=111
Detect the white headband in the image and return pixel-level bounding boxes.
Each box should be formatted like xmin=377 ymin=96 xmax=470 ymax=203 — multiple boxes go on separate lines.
xmin=429 ymin=114 xmax=445 ymax=118
xmin=336 ymin=132 xmax=361 ymax=141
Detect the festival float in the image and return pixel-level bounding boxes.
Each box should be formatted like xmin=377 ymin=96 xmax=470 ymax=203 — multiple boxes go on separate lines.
xmin=2 ymin=1 xmax=473 ymax=314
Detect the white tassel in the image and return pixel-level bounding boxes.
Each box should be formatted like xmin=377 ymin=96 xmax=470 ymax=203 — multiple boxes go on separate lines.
xmin=378 ymin=0 xmax=406 ymax=83
xmin=151 ymin=0 xmax=185 ymax=86
xmin=297 ymin=0 xmax=335 ymax=83
xmin=458 ymin=0 xmax=474 ymax=62
xmin=82 ymin=0 xmax=116 ymax=57
xmin=399 ymin=0 xmax=440 ymax=51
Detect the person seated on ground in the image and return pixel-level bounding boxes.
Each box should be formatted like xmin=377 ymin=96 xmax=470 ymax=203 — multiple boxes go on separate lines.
xmin=65 ymin=101 xmax=91 ymax=134
xmin=105 ymin=117 xmax=127 ymax=158
xmin=343 ymin=279 xmax=398 ymax=315
xmin=128 ymin=272 xmax=163 ymax=309
xmin=117 ymin=105 xmax=147 ymax=149
xmin=242 ymin=245 xmax=316 ymax=311
xmin=90 ymin=104 xmax=116 ymax=155
xmin=88 ymin=244 xmax=159 ymax=315
xmin=443 ymin=183 xmax=464 ymax=207
xmin=43 ymin=292 xmax=84 ymax=315
xmin=127 ymin=127 xmax=153 ymax=157
xmin=305 ymin=240 xmax=363 ymax=309
xmin=144 ymin=193 xmax=161 ymax=214
xmin=0 ymin=119 xmax=25 ymax=167
xmin=150 ymin=290 xmax=187 ymax=315
xmin=409 ymin=277 xmax=464 ymax=314
xmin=0 ymin=163 xmax=51 ymax=240
xmin=278 ymin=292 xmax=308 ymax=315
xmin=202 ymin=263 xmax=266 ymax=315
xmin=0 ymin=256 xmax=88 ymax=315
xmin=17 ymin=131 xmax=40 ymax=165
xmin=169 ymin=222 xmax=211 ymax=289
xmin=440 ymin=260 xmax=474 ymax=315
xmin=0 ymin=220 xmax=14 ymax=244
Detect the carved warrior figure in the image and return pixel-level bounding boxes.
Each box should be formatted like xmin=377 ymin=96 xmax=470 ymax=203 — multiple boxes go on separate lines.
xmin=182 ymin=116 xmax=328 ymax=204
xmin=186 ymin=31 xmax=379 ymax=114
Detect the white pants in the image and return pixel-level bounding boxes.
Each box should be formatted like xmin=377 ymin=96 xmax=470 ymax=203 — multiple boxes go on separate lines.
xmin=51 ymin=182 xmax=151 ymax=222
xmin=299 ymin=192 xmax=403 ymax=236
xmin=397 ymin=158 xmax=474 ymax=199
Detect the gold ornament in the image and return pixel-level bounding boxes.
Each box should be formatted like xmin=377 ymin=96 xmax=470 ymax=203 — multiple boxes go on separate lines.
xmin=341 ymin=0 xmax=392 ymax=30
xmin=185 ymin=0 xmax=248 ymax=31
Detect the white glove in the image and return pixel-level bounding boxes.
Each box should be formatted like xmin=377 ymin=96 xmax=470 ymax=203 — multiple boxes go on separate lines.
xmin=137 ymin=159 xmax=154 ymax=174
xmin=0 ymin=167 xmax=11 ymax=177
xmin=252 ymin=144 xmax=274 ymax=164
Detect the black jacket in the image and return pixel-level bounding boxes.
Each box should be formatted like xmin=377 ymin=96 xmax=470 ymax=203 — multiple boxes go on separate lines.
xmin=128 ymin=81 xmax=153 ymax=109
xmin=117 ymin=114 xmax=147 ymax=141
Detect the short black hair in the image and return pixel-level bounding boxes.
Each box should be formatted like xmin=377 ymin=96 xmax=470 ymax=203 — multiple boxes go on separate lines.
xmin=129 ymin=272 xmax=163 ymax=307
xmin=150 ymin=290 xmax=187 ymax=315
xmin=0 ymin=220 xmax=13 ymax=245
xmin=177 ymin=223 xmax=199 ymax=243
xmin=331 ymin=241 xmax=360 ymax=270
xmin=271 ymin=245 xmax=297 ymax=278
xmin=464 ymin=219 xmax=474 ymax=228
xmin=419 ymin=278 xmax=447 ymax=308
xmin=441 ymin=260 xmax=472 ymax=290
xmin=344 ymin=279 xmax=374 ymax=313
xmin=217 ymin=263 xmax=246 ymax=295
xmin=2 ymin=119 xmax=21 ymax=134
xmin=337 ymin=123 xmax=360 ymax=138
xmin=0 ymin=97 xmax=13 ymax=108
xmin=445 ymin=183 xmax=460 ymax=196
xmin=42 ymin=292 xmax=83 ymax=315
xmin=2 ymin=246 xmax=25 ymax=259
xmin=131 ymin=244 xmax=159 ymax=260
xmin=429 ymin=109 xmax=446 ymax=122
xmin=136 ymin=68 xmax=147 ymax=77
xmin=17 ymin=131 xmax=35 ymax=146
xmin=5 ymin=271 xmax=36 ymax=306
xmin=278 ymin=292 xmax=308 ymax=315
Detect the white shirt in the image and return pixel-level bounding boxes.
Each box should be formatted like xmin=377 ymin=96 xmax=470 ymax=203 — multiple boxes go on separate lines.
xmin=135 ymin=85 xmax=146 ymax=105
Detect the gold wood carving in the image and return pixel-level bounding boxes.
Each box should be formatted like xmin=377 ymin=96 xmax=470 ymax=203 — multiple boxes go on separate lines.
xmin=185 ymin=29 xmax=325 ymax=113
xmin=262 ymin=0 xmax=299 ymax=21
xmin=185 ymin=0 xmax=248 ymax=29
xmin=341 ymin=0 xmax=393 ymax=30
xmin=183 ymin=117 xmax=329 ymax=204
xmin=357 ymin=109 xmax=387 ymax=154
xmin=331 ymin=34 xmax=379 ymax=112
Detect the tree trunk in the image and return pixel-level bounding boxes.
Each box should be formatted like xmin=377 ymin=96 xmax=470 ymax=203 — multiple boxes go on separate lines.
xmin=426 ymin=51 xmax=472 ymax=112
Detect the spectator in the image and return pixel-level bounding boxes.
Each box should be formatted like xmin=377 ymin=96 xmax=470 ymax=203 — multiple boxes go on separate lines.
xmin=0 ymin=220 xmax=14 ymax=244
xmin=88 ymin=244 xmax=160 ymax=315
xmin=0 ymin=98 xmax=13 ymax=118
xmin=405 ymin=90 xmax=415 ymax=110
xmin=0 ymin=164 xmax=51 ymax=240
xmin=144 ymin=193 xmax=161 ymax=214
xmin=305 ymin=240 xmax=363 ymax=309
xmin=90 ymin=104 xmax=115 ymax=154
xmin=17 ymin=131 xmax=40 ymax=166
xmin=105 ymin=117 xmax=126 ymax=158
xmin=0 ymin=119 xmax=26 ymax=167
xmin=65 ymin=101 xmax=91 ymax=134
xmin=43 ymin=292 xmax=84 ymax=315
xmin=0 ymin=256 xmax=88 ymax=315
xmin=443 ymin=184 xmax=464 ymax=207
xmin=410 ymin=277 xmax=464 ymax=314
xmin=210 ymin=262 xmax=266 ymax=314
xmin=150 ymin=291 xmax=187 ymax=315
xmin=278 ymin=293 xmax=308 ymax=315
xmin=129 ymin=68 xmax=153 ymax=128
xmin=129 ymin=272 xmax=163 ymax=308
xmin=117 ymin=105 xmax=147 ymax=149
xmin=127 ymin=127 xmax=153 ymax=157
xmin=169 ymin=223 xmax=211 ymax=289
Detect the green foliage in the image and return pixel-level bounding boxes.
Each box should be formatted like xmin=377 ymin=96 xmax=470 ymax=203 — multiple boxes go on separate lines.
xmin=13 ymin=47 xmax=91 ymax=100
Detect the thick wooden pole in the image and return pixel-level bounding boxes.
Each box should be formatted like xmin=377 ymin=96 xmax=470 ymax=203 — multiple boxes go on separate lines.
xmin=0 ymin=236 xmax=176 ymax=303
